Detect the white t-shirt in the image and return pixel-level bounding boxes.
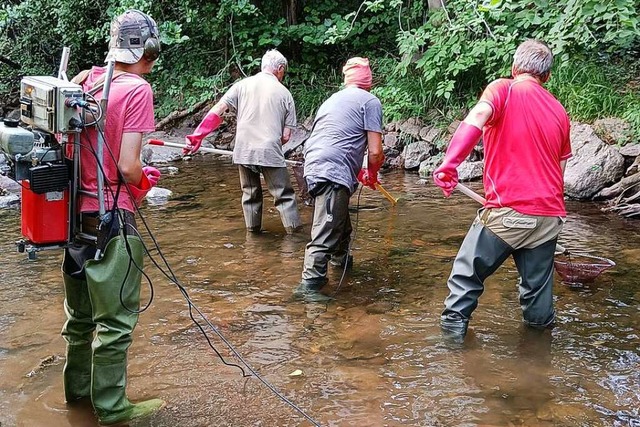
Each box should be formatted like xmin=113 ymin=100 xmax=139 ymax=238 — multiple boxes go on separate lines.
xmin=221 ymin=72 xmax=297 ymax=167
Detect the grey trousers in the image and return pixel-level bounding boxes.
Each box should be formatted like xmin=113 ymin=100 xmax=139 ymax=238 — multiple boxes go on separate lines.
xmin=442 ymin=212 xmax=559 ymax=331
xmin=238 ymin=165 xmax=301 ymax=232
xmin=301 ymin=183 xmax=352 ymax=286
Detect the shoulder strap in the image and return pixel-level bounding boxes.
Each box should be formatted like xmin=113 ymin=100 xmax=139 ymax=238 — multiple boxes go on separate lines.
xmin=71 ymin=69 xmax=91 ymax=85
xmin=70 ymin=69 xmax=128 ymax=95
xmin=87 ymin=71 xmax=128 ymax=95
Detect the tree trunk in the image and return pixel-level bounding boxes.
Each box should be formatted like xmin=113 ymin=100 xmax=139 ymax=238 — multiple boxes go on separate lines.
xmin=283 ymin=0 xmax=303 ymax=25
xmin=0 ymin=55 xmax=20 ymax=69
xmin=156 ymin=99 xmax=210 ymax=131
xmin=428 ymin=0 xmax=444 ymax=9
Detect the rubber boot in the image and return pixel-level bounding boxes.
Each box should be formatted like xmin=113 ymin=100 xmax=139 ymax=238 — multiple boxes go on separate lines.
xmin=330 ymin=208 xmax=353 ymax=268
xmin=85 ymin=236 xmax=165 ymax=425
xmin=512 ymin=238 xmax=557 ymax=329
xmin=262 ymin=166 xmax=302 ymax=233
xmin=293 ymin=280 xmax=333 ymax=303
xmin=238 ymin=165 xmax=263 ymax=231
xmin=92 ymin=361 xmax=165 ymax=426
xmin=300 ymin=183 xmax=351 ymax=291
xmin=441 ymin=221 xmax=513 ymax=337
xmin=61 ymin=272 xmax=95 ymax=402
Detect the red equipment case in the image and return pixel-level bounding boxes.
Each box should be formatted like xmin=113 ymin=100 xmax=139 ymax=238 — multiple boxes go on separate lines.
xmin=21 ymin=181 xmax=69 ymax=244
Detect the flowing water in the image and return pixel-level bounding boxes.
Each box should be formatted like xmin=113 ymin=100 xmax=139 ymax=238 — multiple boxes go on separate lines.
xmin=1 ymin=157 xmax=639 ymax=427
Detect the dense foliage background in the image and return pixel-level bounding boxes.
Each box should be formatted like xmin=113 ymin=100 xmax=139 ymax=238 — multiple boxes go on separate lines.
xmin=1 ymin=0 xmax=639 ymax=135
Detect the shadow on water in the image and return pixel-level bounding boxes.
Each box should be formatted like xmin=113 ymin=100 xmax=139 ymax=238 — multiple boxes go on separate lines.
xmin=0 ymin=157 xmax=639 ymax=426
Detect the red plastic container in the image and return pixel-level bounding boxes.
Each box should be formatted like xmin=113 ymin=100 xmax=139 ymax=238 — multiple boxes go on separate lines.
xmin=21 ymin=181 xmax=69 ymax=244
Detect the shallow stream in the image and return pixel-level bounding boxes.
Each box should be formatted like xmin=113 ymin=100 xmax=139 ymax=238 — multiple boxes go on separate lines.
xmin=0 ymin=157 xmax=639 ymax=426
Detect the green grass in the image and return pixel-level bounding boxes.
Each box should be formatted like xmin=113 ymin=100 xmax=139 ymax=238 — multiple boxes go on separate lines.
xmin=547 ymin=59 xmax=640 ymax=138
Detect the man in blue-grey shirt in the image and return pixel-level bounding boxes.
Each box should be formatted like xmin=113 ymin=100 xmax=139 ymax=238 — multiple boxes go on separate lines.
xmin=295 ymin=57 xmax=385 ymax=301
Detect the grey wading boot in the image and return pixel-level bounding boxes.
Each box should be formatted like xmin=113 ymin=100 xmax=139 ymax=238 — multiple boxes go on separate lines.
xmin=440 ymin=313 xmax=470 ymax=343
xmin=293 ymin=280 xmax=333 ymax=303
xmin=441 ymin=221 xmax=513 ymax=339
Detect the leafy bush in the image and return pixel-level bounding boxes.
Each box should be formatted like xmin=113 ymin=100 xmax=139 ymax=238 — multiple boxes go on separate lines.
xmin=396 ymin=0 xmax=639 ymax=101
xmin=0 ymin=0 xmax=638 ymax=137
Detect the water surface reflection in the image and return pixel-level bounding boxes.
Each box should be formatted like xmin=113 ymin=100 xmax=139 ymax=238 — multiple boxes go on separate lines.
xmin=0 ymin=158 xmax=638 ymax=426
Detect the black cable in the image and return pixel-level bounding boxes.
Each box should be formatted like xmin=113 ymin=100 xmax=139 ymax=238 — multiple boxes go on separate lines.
xmin=331 ymin=185 xmax=363 ymax=297
xmin=82 ymin=92 xmax=103 ymax=127
xmin=63 ymin=137 xmax=155 ymax=315
xmin=83 ymin=108 xmax=321 ymax=426
xmin=121 ymin=162 xmax=322 ymax=427
xmin=124 ymin=221 xmax=249 ymax=376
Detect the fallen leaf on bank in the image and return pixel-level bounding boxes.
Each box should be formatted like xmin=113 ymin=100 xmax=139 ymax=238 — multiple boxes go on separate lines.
xmin=288 ymin=369 xmax=304 ymax=377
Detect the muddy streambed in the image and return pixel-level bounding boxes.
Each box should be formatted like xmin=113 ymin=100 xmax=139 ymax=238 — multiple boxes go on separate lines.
xmin=0 ymin=157 xmax=639 ymax=426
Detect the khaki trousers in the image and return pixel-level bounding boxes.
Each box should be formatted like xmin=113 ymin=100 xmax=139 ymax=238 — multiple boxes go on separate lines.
xmin=238 ymin=165 xmax=301 ymax=232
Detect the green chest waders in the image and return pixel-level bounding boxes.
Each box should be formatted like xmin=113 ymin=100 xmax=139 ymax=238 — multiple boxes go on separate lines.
xmin=62 ymin=214 xmax=164 ymax=425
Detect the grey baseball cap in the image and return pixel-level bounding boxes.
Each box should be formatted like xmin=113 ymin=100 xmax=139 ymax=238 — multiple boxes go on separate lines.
xmin=105 ymin=10 xmax=158 ymax=64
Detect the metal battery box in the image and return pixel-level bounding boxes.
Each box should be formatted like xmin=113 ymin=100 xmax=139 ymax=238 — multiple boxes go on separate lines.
xmin=20 ymin=76 xmax=83 ymax=134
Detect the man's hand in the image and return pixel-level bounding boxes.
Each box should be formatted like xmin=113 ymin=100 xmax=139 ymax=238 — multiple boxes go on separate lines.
xmin=142 ymin=166 xmax=161 ymax=187
xmin=432 ymin=170 xmax=457 ymax=197
xmin=432 ymin=121 xmax=483 ymax=197
xmin=183 ymin=111 xmax=223 ymax=155
xmin=184 ymin=134 xmax=203 ymax=155
xmin=358 ymin=168 xmax=380 ymax=190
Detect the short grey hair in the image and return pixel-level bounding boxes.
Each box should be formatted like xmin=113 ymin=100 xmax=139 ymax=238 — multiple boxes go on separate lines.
xmin=261 ymin=49 xmax=288 ymax=73
xmin=512 ymin=40 xmax=553 ymax=79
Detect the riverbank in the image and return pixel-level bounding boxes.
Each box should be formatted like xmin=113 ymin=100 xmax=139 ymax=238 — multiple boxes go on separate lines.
xmin=2 ymin=113 xmax=640 ymax=216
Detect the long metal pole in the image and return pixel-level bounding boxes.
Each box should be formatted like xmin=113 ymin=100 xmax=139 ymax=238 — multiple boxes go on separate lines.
xmin=96 ymin=60 xmax=116 ymax=219
xmin=69 ymin=132 xmax=81 ymax=241
xmin=148 ymin=139 xmax=303 ymax=166
xmin=57 ymin=47 xmax=70 ymax=81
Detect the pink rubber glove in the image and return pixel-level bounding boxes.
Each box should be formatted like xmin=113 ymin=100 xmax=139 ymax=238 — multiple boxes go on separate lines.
xmin=433 ymin=122 xmax=482 ymax=197
xmin=184 ymin=112 xmax=223 ymax=154
xmin=128 ymin=171 xmax=152 ymax=204
xmin=142 ymin=166 xmax=161 ymax=187
xmin=358 ymin=168 xmax=380 ymax=190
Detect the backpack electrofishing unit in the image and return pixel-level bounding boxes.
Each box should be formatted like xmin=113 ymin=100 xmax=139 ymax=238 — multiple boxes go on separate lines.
xmin=0 ymin=48 xmax=116 ymax=259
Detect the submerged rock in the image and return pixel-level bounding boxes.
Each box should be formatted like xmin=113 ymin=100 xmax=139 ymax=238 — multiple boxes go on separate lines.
xmin=146 ymin=187 xmax=172 ymax=205
xmin=25 ymin=354 xmax=60 ymax=378
xmin=0 ymin=194 xmax=20 ymax=208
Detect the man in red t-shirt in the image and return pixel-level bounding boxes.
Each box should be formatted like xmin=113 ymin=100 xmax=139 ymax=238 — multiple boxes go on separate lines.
xmin=433 ymin=40 xmax=571 ymax=338
xmin=61 ymin=10 xmax=164 ymax=425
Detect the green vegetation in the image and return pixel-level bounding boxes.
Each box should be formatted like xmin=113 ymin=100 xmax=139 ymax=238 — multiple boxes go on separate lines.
xmin=1 ymin=0 xmax=638 ymax=136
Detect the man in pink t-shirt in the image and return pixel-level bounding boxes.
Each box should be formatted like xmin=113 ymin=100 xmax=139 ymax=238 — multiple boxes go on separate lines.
xmin=61 ymin=10 xmax=165 ymax=425
xmin=433 ymin=40 xmax=571 ymax=338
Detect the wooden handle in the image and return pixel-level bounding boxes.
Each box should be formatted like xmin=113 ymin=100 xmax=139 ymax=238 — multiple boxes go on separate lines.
xmin=374 ymin=183 xmax=398 ymax=206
